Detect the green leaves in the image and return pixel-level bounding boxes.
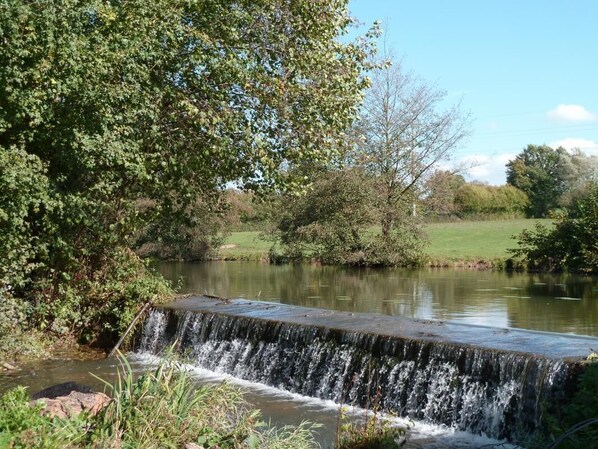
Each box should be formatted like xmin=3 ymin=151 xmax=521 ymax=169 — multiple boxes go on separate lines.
xmin=511 ymin=183 xmax=598 ymax=273
xmin=0 ymin=0 xmax=373 ymax=342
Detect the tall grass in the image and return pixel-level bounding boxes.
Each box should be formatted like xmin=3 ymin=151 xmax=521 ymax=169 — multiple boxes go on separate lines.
xmin=0 ymin=353 xmax=319 ymax=449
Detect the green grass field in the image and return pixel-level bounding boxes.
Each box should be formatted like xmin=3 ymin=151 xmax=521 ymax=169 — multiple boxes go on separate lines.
xmin=220 ymin=219 xmax=553 ymax=263
xmin=220 ymin=231 xmax=272 ymax=260
xmin=425 ymin=219 xmax=551 ymax=261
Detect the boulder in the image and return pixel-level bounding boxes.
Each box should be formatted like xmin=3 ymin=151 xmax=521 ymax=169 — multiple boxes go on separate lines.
xmin=31 ymin=382 xmax=111 ymax=419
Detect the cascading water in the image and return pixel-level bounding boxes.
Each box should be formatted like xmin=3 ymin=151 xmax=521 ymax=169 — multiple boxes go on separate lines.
xmin=136 ymin=297 xmax=587 ymax=442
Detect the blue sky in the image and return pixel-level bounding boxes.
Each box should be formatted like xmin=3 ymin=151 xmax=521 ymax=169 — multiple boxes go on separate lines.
xmin=348 ymin=0 xmax=598 ymax=184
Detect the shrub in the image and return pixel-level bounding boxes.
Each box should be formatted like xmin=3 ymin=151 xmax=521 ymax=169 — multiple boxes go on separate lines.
xmin=511 ymin=182 xmax=598 ymax=273
xmin=28 ymin=248 xmax=173 ymax=346
xmin=0 ymin=293 xmax=47 ymax=362
xmin=273 ymin=169 xmax=377 ymax=265
xmin=539 ymin=362 xmax=598 ymax=449
xmin=335 ymin=407 xmax=406 ymax=449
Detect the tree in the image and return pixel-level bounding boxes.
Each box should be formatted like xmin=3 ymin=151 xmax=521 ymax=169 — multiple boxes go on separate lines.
xmin=558 ymin=149 xmax=598 ymax=210
xmin=506 ymin=145 xmax=573 ymax=217
xmin=355 ymin=52 xmax=471 ymax=238
xmin=511 ymin=182 xmax=598 ymax=273
xmin=0 ymin=0 xmax=373 ymax=342
xmin=273 ymin=168 xmax=377 ymax=265
xmin=421 ymin=170 xmax=465 ymax=218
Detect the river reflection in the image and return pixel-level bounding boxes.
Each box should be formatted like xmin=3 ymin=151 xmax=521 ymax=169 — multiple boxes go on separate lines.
xmin=157 ymin=261 xmax=598 ymax=336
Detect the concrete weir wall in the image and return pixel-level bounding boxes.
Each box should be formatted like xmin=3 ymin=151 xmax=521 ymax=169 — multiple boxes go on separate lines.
xmin=137 ymin=296 xmax=593 ymax=441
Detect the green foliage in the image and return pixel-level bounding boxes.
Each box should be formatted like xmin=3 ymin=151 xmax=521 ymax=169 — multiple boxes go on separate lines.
xmin=0 ymin=0 xmax=373 ymax=346
xmin=0 ymin=147 xmax=55 ymax=290
xmin=272 ymin=168 xmax=426 ymax=266
xmin=511 ymin=183 xmax=598 ymax=273
xmin=540 ymin=363 xmax=598 ymax=449
xmin=0 ymin=386 xmax=87 ymax=448
xmin=92 ymin=356 xmax=319 ymax=448
xmin=335 ymin=407 xmax=405 ymax=449
xmin=454 ymin=183 xmax=529 ymax=218
xmin=0 ymin=356 xmax=320 ymax=448
xmin=0 ymin=293 xmax=47 ymax=362
xmin=31 ymin=249 xmax=172 ymax=345
xmin=273 ymin=169 xmax=377 ymax=265
xmin=0 ymin=387 xmax=60 ymax=449
xmin=506 ymin=144 xmax=597 ymax=218
xmin=135 ymin=195 xmax=228 ymax=261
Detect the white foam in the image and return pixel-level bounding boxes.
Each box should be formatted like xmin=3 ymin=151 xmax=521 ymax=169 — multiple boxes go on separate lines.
xmin=130 ymin=352 xmax=518 ymax=449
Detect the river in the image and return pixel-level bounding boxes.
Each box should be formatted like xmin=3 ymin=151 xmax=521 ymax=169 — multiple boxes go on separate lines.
xmin=158 ymin=261 xmax=598 ymax=336
xmin=2 ymin=261 xmax=597 ymax=448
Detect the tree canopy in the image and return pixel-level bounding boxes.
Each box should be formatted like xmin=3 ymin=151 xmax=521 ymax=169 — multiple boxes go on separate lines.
xmin=355 ymin=52 xmax=471 ymax=236
xmin=505 ymin=144 xmax=597 ymax=217
xmin=0 ymin=0 xmax=374 ymax=343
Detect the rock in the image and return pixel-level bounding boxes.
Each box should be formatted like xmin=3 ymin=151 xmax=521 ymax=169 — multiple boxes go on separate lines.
xmin=31 ymin=382 xmax=95 ymax=400
xmin=31 ymin=382 xmax=111 ymax=419
xmin=2 ymin=362 xmax=17 ymax=371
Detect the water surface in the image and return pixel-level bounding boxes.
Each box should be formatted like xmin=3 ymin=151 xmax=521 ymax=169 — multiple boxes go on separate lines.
xmin=158 ymin=261 xmax=598 ymax=336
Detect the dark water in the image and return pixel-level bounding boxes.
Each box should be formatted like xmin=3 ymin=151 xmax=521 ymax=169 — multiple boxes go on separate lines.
xmin=157 ymin=261 xmax=598 ymax=336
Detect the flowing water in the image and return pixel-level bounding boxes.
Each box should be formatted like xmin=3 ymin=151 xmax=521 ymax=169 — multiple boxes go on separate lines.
xmin=3 ymin=262 xmax=597 ymax=448
xmin=136 ymin=297 xmax=591 ymax=443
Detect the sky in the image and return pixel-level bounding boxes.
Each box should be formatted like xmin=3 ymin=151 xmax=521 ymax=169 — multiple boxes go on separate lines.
xmin=348 ymin=0 xmax=598 ymax=185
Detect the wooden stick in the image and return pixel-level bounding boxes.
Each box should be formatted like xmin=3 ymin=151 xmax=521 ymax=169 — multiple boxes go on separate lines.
xmin=107 ymin=301 xmax=153 ymax=358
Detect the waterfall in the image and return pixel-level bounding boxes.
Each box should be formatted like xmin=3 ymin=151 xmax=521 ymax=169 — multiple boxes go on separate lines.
xmin=136 ymin=298 xmax=586 ymax=441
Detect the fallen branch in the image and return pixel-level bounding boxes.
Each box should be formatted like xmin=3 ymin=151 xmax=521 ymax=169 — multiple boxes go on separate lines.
xmin=108 ymin=301 xmax=153 ymax=358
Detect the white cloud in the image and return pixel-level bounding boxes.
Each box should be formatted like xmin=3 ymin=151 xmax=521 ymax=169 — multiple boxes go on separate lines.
xmin=460 ymin=153 xmax=515 ymax=186
xmin=550 ymin=138 xmax=598 ymax=155
xmin=547 ymin=104 xmax=596 ymax=122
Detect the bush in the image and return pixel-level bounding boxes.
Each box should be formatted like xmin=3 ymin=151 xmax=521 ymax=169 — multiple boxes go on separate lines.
xmin=454 ymin=183 xmax=528 ymax=218
xmin=28 ymin=248 xmax=173 ymax=346
xmin=336 ymin=409 xmax=406 ymax=449
xmin=511 ymin=183 xmax=598 ymax=273
xmin=273 ymin=169 xmax=377 ymax=265
xmin=539 ymin=362 xmax=598 ymax=449
xmin=0 ymin=293 xmax=47 ymax=362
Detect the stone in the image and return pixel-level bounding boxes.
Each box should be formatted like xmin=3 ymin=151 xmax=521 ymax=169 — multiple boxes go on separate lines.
xmin=31 ymin=382 xmax=111 ymax=419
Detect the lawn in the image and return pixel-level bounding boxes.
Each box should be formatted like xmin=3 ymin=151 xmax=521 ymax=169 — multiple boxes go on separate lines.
xmin=220 ymin=231 xmax=272 ymax=260
xmin=425 ymin=219 xmax=551 ymax=261
xmin=220 ymin=219 xmax=553 ymax=263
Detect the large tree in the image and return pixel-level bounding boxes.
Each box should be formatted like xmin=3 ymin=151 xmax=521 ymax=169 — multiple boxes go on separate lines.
xmin=355 ymin=52 xmax=471 ymax=238
xmin=506 ymin=144 xmax=577 ymax=217
xmin=0 ymin=0 xmax=373 ymax=341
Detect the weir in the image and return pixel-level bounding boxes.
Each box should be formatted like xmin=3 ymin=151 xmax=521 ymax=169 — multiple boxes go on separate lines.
xmin=136 ymin=296 xmax=594 ymax=441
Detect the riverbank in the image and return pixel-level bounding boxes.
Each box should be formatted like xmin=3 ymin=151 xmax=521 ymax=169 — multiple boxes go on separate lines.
xmin=217 ymin=219 xmax=552 ymax=267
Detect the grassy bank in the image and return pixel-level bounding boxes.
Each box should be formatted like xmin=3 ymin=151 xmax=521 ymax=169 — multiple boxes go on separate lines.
xmin=0 ymin=356 xmax=320 ymax=449
xmin=218 ymin=219 xmax=553 ymax=265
